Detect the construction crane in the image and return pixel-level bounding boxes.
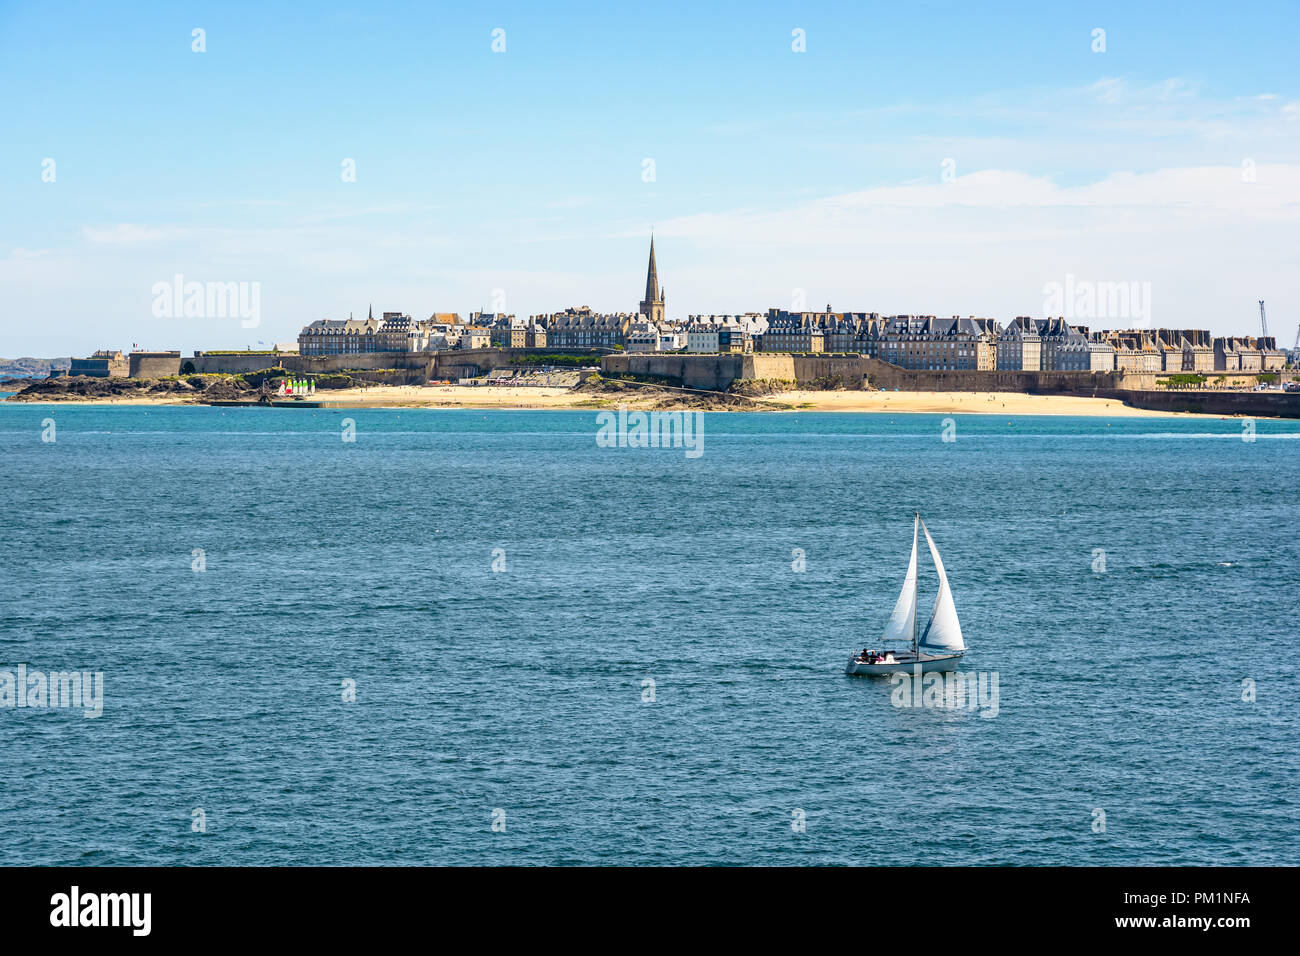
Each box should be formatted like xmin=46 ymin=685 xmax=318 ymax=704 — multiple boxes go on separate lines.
xmin=1259 ymin=300 xmax=1268 ymax=338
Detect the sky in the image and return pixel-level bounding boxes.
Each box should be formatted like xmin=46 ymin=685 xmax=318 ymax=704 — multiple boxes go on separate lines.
xmin=1 ymin=0 xmax=1298 ymax=355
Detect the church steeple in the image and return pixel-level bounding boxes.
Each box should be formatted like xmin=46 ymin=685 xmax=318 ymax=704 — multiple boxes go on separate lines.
xmin=645 ymin=235 xmax=660 ymax=303
xmin=639 ymin=233 xmax=665 ymax=323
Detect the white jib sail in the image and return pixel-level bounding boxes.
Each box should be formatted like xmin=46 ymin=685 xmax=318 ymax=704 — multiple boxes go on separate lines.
xmin=881 ymin=515 xmax=919 ymax=643
xmin=918 ymin=521 xmax=965 ymax=653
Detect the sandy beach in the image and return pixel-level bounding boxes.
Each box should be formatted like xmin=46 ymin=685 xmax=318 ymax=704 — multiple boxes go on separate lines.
xmin=6 ymin=383 xmax=1220 ymax=416
xmin=306 ymin=384 xmax=586 ymax=409
xmin=310 ymin=385 xmax=1200 ymax=415
xmin=752 ymin=389 xmax=1192 ymax=416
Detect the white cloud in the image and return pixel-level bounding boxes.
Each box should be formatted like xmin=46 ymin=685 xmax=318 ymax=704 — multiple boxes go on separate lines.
xmin=630 ymin=164 xmax=1299 ymax=333
xmin=1089 ymin=77 xmax=1125 ymax=104
xmin=655 ymin=165 xmax=1300 ymax=247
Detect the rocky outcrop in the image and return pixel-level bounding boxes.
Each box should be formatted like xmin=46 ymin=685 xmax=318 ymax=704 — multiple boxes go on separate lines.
xmin=6 ymin=374 xmax=254 ymax=402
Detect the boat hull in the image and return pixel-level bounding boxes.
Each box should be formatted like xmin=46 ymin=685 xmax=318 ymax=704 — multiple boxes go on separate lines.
xmin=845 ymin=652 xmax=965 ymax=676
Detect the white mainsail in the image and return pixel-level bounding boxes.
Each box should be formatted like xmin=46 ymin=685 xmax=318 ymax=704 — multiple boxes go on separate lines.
xmin=881 ymin=515 xmax=919 ymax=643
xmin=918 ymin=520 xmax=965 ymax=652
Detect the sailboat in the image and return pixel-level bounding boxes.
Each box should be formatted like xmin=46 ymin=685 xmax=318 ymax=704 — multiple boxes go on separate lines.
xmin=845 ymin=513 xmax=967 ymax=675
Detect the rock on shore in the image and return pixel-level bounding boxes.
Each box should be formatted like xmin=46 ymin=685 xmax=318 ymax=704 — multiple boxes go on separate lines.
xmin=5 ymin=374 xmax=256 ymax=402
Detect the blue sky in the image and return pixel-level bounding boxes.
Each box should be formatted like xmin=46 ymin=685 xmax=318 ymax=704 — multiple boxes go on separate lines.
xmin=2 ymin=0 xmax=1298 ymax=354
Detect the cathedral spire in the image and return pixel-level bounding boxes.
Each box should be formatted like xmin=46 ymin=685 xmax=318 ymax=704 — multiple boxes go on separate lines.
xmin=639 ymin=233 xmax=665 ymax=323
xmin=645 ymin=233 xmax=660 ymax=303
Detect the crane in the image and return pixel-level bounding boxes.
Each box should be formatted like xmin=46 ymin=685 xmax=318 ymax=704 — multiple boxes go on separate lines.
xmin=1259 ymin=300 xmax=1268 ymax=338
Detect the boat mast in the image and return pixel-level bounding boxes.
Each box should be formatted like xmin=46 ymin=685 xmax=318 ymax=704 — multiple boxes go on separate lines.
xmin=911 ymin=512 xmax=919 ymax=657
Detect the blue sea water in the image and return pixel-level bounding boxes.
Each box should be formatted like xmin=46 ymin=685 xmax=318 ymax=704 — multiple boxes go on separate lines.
xmin=1 ymin=403 xmax=1297 ymax=866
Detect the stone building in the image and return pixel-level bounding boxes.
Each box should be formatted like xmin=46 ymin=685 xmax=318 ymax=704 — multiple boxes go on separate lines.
xmin=991 ymin=316 xmax=1108 ymax=371
xmin=375 ymin=313 xmax=423 ymax=351
xmin=485 ymin=315 xmax=523 ymax=348
xmin=1103 ymin=331 xmax=1163 ymax=372
xmin=1253 ymin=336 xmax=1286 ymax=370
xmin=299 ymin=307 xmax=455 ymax=354
xmin=70 ymin=349 xmax=128 ymax=377
xmin=715 ymin=328 xmax=749 ymax=353
xmin=759 ymin=309 xmax=828 ymax=352
xmin=298 ymin=318 xmax=379 ymax=355
xmin=659 ymin=325 xmax=686 ymax=351
xmin=825 ymin=313 xmax=887 ymax=356
xmin=1152 ymin=329 xmax=1214 ymax=372
xmin=685 ymin=315 xmax=757 ymax=353
xmin=685 ymin=322 xmax=721 ymax=353
xmin=543 ymin=307 xmax=634 ymax=348
xmin=1057 ymin=336 xmax=1114 ymax=371
xmin=1179 ymin=330 xmax=1215 ymax=372
xmin=1215 ymin=337 xmax=1246 ymax=370
xmin=997 ymin=317 xmax=1042 ymax=371
xmin=1214 ymin=335 xmax=1285 ymax=371
xmin=1260 ymin=338 xmax=1285 ymax=369
xmin=625 ymin=320 xmax=665 ymax=353
xmin=1152 ymin=331 xmax=1182 ymax=372
xmin=1033 ymin=318 xmax=1113 ymax=371
xmin=486 ymin=315 xmax=545 ymax=349
xmin=878 ymin=316 xmax=998 ymax=370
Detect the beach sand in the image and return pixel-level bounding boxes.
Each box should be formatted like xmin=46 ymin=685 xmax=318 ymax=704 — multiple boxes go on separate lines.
xmin=310 ymin=384 xmax=585 ymax=409
xmin=261 ymin=385 xmax=1207 ymax=416
xmin=7 ymin=383 xmax=1219 ymax=416
xmin=8 ymin=384 xmax=1219 ymax=416
xmin=754 ymin=389 xmax=1190 ymax=416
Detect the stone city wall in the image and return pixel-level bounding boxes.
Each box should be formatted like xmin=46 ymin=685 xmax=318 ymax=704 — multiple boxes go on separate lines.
xmin=128 ymin=352 xmax=183 ymax=378
xmin=606 ymin=352 xmax=1140 ymax=392
xmin=1093 ymin=388 xmax=1300 ymax=418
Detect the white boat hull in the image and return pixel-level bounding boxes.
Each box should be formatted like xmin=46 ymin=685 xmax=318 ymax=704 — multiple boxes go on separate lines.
xmin=845 ymin=652 xmax=965 ymax=676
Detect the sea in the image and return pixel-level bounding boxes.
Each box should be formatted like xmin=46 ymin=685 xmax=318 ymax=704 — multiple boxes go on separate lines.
xmin=1 ymin=401 xmax=1297 ymax=865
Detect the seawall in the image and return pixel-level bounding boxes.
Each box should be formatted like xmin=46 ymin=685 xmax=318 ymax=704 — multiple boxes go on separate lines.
xmin=182 ymin=348 xmax=609 ymax=381
xmin=601 ymin=353 xmax=748 ymax=390
xmin=1095 ymin=388 xmax=1300 ymax=418
xmin=602 ymin=353 xmax=1136 ymax=392
xmin=169 ymin=349 xmax=1298 ymax=416
xmin=598 ymin=353 xmax=1299 ymax=416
